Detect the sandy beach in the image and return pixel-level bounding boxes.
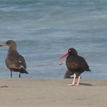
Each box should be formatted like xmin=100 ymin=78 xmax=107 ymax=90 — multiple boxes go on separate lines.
xmin=0 ymin=78 xmax=107 ymax=107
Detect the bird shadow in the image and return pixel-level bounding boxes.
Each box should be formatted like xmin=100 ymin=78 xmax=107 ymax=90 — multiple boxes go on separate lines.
xmin=79 ymin=83 xmax=92 ymax=86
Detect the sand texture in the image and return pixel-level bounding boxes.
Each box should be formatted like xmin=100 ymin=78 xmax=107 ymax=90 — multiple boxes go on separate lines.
xmin=0 ymin=78 xmax=107 ymax=107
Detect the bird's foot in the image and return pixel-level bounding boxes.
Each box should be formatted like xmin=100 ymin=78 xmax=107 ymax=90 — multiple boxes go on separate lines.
xmin=75 ymin=84 xmax=79 ymax=86
xmin=68 ymin=83 xmax=75 ymax=86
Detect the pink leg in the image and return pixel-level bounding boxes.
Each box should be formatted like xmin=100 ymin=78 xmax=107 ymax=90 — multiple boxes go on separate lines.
xmin=75 ymin=75 xmax=81 ymax=86
xmin=68 ymin=73 xmax=76 ymax=86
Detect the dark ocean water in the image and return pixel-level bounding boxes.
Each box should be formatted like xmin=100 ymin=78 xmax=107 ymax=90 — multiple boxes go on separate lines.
xmin=0 ymin=0 xmax=107 ymax=79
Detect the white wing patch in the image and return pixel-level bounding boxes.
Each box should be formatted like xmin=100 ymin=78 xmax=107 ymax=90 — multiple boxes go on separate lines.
xmin=18 ymin=61 xmax=22 ymax=63
xmin=20 ymin=65 xmax=25 ymax=69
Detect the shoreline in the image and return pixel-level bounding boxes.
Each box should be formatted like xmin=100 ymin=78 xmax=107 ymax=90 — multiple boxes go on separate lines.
xmin=0 ymin=78 xmax=107 ymax=107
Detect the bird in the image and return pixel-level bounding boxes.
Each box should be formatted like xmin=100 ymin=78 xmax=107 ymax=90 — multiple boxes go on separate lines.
xmin=0 ymin=40 xmax=28 ymax=78
xmin=59 ymin=61 xmax=80 ymax=79
xmin=59 ymin=48 xmax=91 ymax=86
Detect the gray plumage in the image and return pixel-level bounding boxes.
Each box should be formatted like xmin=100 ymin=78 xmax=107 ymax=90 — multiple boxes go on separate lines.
xmin=64 ymin=68 xmax=80 ymax=79
xmin=0 ymin=40 xmax=28 ymax=78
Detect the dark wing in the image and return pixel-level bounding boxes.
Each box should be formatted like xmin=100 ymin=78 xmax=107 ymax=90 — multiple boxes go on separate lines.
xmin=6 ymin=51 xmax=26 ymax=69
xmin=66 ymin=55 xmax=89 ymax=71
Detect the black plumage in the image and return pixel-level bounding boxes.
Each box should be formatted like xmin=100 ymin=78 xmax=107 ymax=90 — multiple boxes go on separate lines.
xmin=66 ymin=48 xmax=91 ymax=73
xmin=0 ymin=40 xmax=28 ymax=78
xmin=59 ymin=48 xmax=91 ymax=86
xmin=59 ymin=61 xmax=80 ymax=79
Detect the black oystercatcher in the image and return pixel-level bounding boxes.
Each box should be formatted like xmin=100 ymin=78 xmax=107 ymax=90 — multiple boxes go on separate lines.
xmin=59 ymin=48 xmax=91 ymax=86
xmin=0 ymin=40 xmax=28 ymax=78
xmin=59 ymin=61 xmax=80 ymax=79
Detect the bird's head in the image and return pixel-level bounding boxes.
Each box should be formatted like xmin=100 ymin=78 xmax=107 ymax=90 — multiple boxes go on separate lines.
xmin=59 ymin=48 xmax=78 ymax=60
xmin=0 ymin=40 xmax=16 ymax=47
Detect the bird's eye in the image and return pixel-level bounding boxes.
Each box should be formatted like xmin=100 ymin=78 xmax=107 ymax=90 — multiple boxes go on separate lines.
xmin=6 ymin=41 xmax=9 ymax=44
xmin=69 ymin=50 xmax=71 ymax=52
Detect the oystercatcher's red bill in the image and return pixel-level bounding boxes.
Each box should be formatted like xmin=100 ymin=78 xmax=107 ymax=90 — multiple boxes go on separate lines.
xmin=59 ymin=53 xmax=68 ymax=60
xmin=59 ymin=61 xmax=65 ymax=65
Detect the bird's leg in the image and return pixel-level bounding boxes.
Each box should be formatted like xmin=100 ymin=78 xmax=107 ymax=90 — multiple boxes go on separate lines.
xmin=75 ymin=75 xmax=81 ymax=86
xmin=19 ymin=73 xmax=21 ymax=78
xmin=10 ymin=71 xmax=12 ymax=78
xmin=68 ymin=73 xmax=76 ymax=86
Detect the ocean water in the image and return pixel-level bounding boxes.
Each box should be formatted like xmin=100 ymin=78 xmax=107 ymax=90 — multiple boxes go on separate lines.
xmin=0 ymin=0 xmax=107 ymax=79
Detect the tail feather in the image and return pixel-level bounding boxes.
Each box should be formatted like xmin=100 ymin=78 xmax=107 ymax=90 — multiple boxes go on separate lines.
xmin=86 ymin=66 xmax=91 ymax=71
xmin=20 ymin=67 xmax=28 ymax=74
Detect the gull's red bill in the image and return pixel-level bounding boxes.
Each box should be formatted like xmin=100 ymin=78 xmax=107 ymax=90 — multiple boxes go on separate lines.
xmin=59 ymin=53 xmax=68 ymax=60
xmin=0 ymin=44 xmax=5 ymax=47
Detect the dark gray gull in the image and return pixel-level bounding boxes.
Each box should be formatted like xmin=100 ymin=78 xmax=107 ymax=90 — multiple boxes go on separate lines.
xmin=0 ymin=40 xmax=28 ymax=78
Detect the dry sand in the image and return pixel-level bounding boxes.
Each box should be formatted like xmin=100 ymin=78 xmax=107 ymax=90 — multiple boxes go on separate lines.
xmin=0 ymin=78 xmax=107 ymax=107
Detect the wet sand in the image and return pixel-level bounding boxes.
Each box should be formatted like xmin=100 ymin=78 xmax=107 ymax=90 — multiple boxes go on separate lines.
xmin=0 ymin=78 xmax=107 ymax=107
